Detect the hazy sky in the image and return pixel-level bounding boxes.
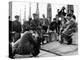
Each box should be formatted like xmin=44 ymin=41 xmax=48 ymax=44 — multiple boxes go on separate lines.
xmin=12 ymin=1 xmax=78 ymax=23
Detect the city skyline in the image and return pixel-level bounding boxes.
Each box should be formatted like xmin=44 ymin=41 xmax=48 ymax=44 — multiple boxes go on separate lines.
xmin=11 ymin=2 xmax=78 ymax=22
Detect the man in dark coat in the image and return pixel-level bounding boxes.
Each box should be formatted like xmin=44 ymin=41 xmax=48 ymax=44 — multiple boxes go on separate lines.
xmin=9 ymin=15 xmax=22 ymax=58
xmin=12 ymin=15 xmax=22 ymax=42
xmin=50 ymin=18 xmax=57 ymax=31
xmin=30 ymin=13 xmax=41 ymax=30
xmin=12 ymin=15 xmax=22 ymax=33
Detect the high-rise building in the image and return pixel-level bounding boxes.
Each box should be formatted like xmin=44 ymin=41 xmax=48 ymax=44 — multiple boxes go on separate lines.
xmin=47 ymin=3 xmax=52 ymax=23
xmin=36 ymin=3 xmax=39 ymax=18
xmin=67 ymin=5 xmax=74 ymax=14
xmin=23 ymin=4 xmax=26 ymax=22
xmin=29 ymin=2 xmax=31 ymax=19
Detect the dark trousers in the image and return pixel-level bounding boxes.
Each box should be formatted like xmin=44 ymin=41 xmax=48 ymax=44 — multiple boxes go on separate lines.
xmin=42 ymin=26 xmax=48 ymax=32
xmin=60 ymin=34 xmax=72 ymax=45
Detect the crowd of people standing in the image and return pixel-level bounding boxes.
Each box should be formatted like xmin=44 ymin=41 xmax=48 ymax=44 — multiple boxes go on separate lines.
xmin=9 ymin=6 xmax=78 ymax=58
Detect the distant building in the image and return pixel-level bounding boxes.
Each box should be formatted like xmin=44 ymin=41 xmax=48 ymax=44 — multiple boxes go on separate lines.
xmin=47 ymin=3 xmax=52 ymax=23
xmin=23 ymin=5 xmax=26 ymax=22
xmin=36 ymin=3 xmax=39 ymax=18
xmin=67 ymin=5 xmax=74 ymax=14
xmin=29 ymin=3 xmax=31 ymax=19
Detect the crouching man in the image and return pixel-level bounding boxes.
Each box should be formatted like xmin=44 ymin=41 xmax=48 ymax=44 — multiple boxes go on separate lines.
xmin=11 ymin=31 xmax=41 ymax=58
xmin=60 ymin=14 xmax=77 ymax=45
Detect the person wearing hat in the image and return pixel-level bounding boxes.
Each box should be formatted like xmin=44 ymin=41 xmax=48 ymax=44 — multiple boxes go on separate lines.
xmin=12 ymin=15 xmax=22 ymax=43
xmin=30 ymin=13 xmax=41 ymax=31
xmin=9 ymin=15 xmax=22 ymax=58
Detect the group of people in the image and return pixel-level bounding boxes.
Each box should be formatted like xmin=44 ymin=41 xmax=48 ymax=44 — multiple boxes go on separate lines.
xmin=50 ymin=7 xmax=77 ymax=44
xmin=9 ymin=6 xmax=78 ymax=58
